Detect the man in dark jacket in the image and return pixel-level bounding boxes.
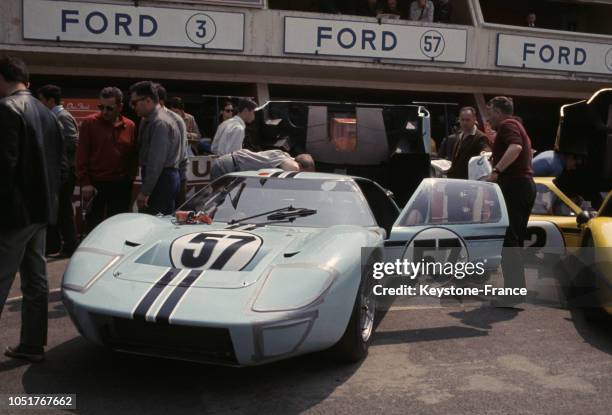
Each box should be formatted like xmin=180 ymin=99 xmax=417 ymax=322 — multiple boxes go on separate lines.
xmin=0 ymin=56 xmax=65 ymax=362
xmin=447 ymin=107 xmax=490 ymax=179
xmin=38 ymin=84 xmax=79 ymax=256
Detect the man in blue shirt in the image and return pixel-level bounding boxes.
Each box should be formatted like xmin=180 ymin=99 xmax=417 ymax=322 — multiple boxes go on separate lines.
xmin=532 ymin=150 xmax=581 ymax=178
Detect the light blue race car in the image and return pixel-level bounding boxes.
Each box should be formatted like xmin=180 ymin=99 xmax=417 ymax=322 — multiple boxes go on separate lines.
xmin=62 ymin=174 xmax=508 ymax=366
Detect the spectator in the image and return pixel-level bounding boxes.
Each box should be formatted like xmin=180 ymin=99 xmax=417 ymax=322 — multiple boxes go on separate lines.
xmin=130 ymin=81 xmax=182 ymax=215
xmin=211 ymin=98 xmax=257 ymax=155
xmin=526 ymin=12 xmax=536 ymax=28
xmin=358 ymin=0 xmax=382 ymax=17
xmin=379 ymin=0 xmax=403 ymax=19
xmin=211 ymin=149 xmax=315 ymax=180
xmin=447 ymin=107 xmax=490 ymax=179
xmin=410 ymin=0 xmax=434 ymax=22
xmin=434 ymin=0 xmax=452 ymax=23
xmin=532 ymin=150 xmax=582 ymax=178
xmin=76 ymin=87 xmax=136 ymax=230
xmin=0 ymin=56 xmax=64 ymax=362
xmin=438 ymin=121 xmax=460 ymax=160
xmin=220 ymin=100 xmax=235 ymax=124
xmin=486 ymin=96 xmax=536 ymax=307
xmin=37 ymin=84 xmax=79 ymax=257
xmin=154 ymin=85 xmax=188 ymax=207
xmin=167 ymin=96 xmax=202 ymax=146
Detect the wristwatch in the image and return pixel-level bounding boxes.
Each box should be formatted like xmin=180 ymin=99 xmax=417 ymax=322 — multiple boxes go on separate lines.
xmin=492 ymin=167 xmax=501 ymax=174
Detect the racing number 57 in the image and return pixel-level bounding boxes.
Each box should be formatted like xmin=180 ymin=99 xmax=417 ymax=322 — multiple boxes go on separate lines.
xmin=423 ymin=35 xmax=442 ymax=54
xmin=181 ymin=233 xmax=256 ymax=269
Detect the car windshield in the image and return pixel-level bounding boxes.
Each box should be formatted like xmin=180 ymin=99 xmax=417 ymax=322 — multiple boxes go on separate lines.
xmin=398 ymin=179 xmax=502 ymax=226
xmin=179 ymin=176 xmax=377 ymax=228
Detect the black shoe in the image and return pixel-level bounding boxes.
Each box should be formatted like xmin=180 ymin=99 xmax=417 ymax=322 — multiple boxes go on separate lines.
xmin=4 ymin=344 xmax=45 ymax=362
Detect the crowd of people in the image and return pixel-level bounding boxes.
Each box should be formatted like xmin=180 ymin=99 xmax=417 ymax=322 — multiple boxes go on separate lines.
xmin=319 ymin=0 xmax=452 ymax=23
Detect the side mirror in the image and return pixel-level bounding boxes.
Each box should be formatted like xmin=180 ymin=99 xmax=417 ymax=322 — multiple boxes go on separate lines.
xmin=576 ymin=211 xmax=590 ymax=226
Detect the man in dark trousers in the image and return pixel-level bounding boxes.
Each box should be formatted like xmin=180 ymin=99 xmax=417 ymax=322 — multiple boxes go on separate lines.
xmin=76 ymin=87 xmax=137 ymax=230
xmin=486 ymin=96 xmax=536 ymax=307
xmin=130 ymin=81 xmax=182 ymax=215
xmin=0 ymin=56 xmax=65 ymax=362
xmin=447 ymin=106 xmax=490 ymax=179
xmin=37 ymin=84 xmax=79 ymax=256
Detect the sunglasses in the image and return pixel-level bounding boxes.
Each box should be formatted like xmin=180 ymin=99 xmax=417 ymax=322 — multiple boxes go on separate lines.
xmin=97 ymin=104 xmax=116 ymax=112
xmin=223 ymin=108 xmax=233 ymax=113
xmin=130 ymin=97 xmax=146 ymax=107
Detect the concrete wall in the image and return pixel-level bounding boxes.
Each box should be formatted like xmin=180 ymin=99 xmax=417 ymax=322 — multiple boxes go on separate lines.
xmin=0 ymin=0 xmax=610 ymax=99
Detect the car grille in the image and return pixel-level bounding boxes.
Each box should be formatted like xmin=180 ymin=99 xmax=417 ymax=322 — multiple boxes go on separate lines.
xmin=97 ymin=315 xmax=238 ymax=365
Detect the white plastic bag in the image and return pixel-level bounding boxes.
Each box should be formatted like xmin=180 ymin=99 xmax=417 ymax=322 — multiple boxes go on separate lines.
xmin=468 ymin=152 xmax=493 ymax=181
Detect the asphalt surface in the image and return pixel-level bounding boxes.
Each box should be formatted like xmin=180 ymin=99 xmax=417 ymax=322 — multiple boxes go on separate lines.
xmin=1 ymin=259 xmax=611 ymax=415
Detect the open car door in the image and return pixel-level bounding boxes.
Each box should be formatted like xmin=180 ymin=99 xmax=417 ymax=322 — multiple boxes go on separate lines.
xmin=387 ymin=179 xmax=509 ymax=270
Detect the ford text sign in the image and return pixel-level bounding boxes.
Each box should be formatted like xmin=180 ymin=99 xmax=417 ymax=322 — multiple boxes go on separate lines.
xmin=284 ymin=17 xmax=467 ymax=63
xmin=23 ymin=0 xmax=245 ymax=51
xmin=496 ymin=34 xmax=612 ymax=75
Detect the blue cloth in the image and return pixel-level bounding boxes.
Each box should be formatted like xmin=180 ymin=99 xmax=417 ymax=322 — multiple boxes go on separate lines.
xmin=142 ymin=167 xmax=180 ymax=215
xmin=532 ymin=150 xmax=564 ymax=177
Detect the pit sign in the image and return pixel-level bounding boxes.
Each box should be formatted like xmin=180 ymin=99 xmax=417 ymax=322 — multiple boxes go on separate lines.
xmin=496 ymin=33 xmax=612 ymax=75
xmin=284 ymin=16 xmax=467 ymax=63
xmin=23 ymin=0 xmax=244 ymax=51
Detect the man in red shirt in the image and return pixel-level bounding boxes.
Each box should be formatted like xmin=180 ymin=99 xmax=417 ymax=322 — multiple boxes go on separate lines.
xmin=76 ymin=87 xmax=137 ymax=230
xmin=486 ymin=96 xmax=536 ymax=307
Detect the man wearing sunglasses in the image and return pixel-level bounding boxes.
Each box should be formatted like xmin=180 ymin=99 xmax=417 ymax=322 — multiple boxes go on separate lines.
xmin=130 ymin=81 xmax=182 ymax=215
xmin=75 ymin=87 xmax=137 ymax=231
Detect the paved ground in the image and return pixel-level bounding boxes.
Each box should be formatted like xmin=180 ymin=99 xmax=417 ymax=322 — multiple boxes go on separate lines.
xmin=1 ymin=259 xmax=611 ymax=414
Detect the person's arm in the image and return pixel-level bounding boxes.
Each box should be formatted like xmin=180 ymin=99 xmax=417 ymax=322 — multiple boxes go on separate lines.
xmin=75 ymin=119 xmax=91 ymax=186
xmin=60 ymin=112 xmax=79 ymax=166
xmin=278 ymin=158 xmax=300 ymax=171
xmin=225 ymin=125 xmax=245 ymax=153
xmin=427 ymin=1 xmax=434 ymax=22
xmin=187 ymin=115 xmax=202 ymax=141
xmin=140 ymin=121 xmax=171 ymax=197
xmin=0 ymin=106 xmax=21 ymax=202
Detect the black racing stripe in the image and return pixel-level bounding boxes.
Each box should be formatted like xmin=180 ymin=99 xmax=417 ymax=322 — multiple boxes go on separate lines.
xmin=155 ymin=270 xmax=202 ymax=325
xmin=270 ymin=171 xmax=282 ymax=178
xmin=285 ymin=171 xmax=299 ymax=178
xmin=133 ymin=268 xmax=181 ymax=321
xmin=210 ymin=235 xmax=257 ymax=270
xmin=384 ymin=240 xmax=407 ymax=247
xmin=225 ymin=224 xmax=242 ymax=229
xmin=464 ymin=235 xmax=506 ymax=241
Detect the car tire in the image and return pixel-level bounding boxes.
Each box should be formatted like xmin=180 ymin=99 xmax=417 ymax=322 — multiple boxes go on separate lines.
xmin=571 ymin=236 xmax=607 ymax=321
xmin=329 ymin=277 xmax=376 ymax=363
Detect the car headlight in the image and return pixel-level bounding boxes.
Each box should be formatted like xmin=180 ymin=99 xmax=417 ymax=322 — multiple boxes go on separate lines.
xmin=62 ymin=248 xmax=122 ymax=292
xmin=252 ymin=264 xmax=337 ymax=312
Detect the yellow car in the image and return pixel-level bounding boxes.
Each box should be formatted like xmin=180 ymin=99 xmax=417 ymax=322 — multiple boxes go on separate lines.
xmin=579 ymin=191 xmax=612 ymax=314
xmin=527 ymin=177 xmax=587 ymax=248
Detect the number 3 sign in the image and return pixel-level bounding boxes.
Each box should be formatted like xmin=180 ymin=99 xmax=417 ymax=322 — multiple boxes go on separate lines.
xmin=185 ymin=13 xmax=217 ymax=46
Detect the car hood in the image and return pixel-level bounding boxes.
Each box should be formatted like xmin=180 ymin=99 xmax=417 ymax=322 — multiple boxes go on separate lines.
xmin=113 ymin=222 xmax=322 ymax=289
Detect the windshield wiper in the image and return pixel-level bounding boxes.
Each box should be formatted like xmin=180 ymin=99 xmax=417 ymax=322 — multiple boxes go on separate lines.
xmin=227 ymin=205 xmax=317 ymax=226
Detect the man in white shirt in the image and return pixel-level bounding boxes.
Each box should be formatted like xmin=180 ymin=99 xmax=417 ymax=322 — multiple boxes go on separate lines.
xmin=211 ymin=149 xmax=315 ymax=180
xmin=211 ymin=98 xmax=257 ymax=155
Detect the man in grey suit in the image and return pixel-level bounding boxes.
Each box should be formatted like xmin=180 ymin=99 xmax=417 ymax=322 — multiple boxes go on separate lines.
xmin=0 ymin=56 xmax=65 ymax=362
xmin=38 ymin=84 xmax=79 ymax=256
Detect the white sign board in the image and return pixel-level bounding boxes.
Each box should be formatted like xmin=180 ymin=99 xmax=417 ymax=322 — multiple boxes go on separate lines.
xmin=23 ymin=0 xmax=244 ymax=51
xmin=496 ymin=34 xmax=612 ymax=76
xmin=284 ymin=17 xmax=467 ymax=63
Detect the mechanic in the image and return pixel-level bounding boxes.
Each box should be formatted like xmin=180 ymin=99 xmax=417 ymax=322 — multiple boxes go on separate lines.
xmin=76 ymin=86 xmax=137 ymax=231
xmin=131 ymin=81 xmax=182 ymax=215
xmin=211 ymin=98 xmax=257 ymax=155
xmin=37 ymin=84 xmax=79 ymax=257
xmin=532 ymin=149 xmax=582 ymax=178
xmin=485 ymin=96 xmax=536 ymax=307
xmin=210 ymin=149 xmax=316 ymax=180
xmin=0 ymin=56 xmax=65 ymax=362
xmin=447 ymin=106 xmax=490 ymax=179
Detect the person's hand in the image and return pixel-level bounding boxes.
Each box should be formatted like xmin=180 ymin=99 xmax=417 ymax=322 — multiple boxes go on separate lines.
xmin=82 ymin=185 xmax=96 ymax=200
xmin=136 ymin=192 xmax=149 ymax=210
xmin=485 ymin=171 xmax=499 ymax=182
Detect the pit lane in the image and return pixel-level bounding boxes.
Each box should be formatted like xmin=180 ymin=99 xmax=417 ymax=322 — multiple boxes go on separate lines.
xmin=1 ymin=260 xmax=612 ymax=414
